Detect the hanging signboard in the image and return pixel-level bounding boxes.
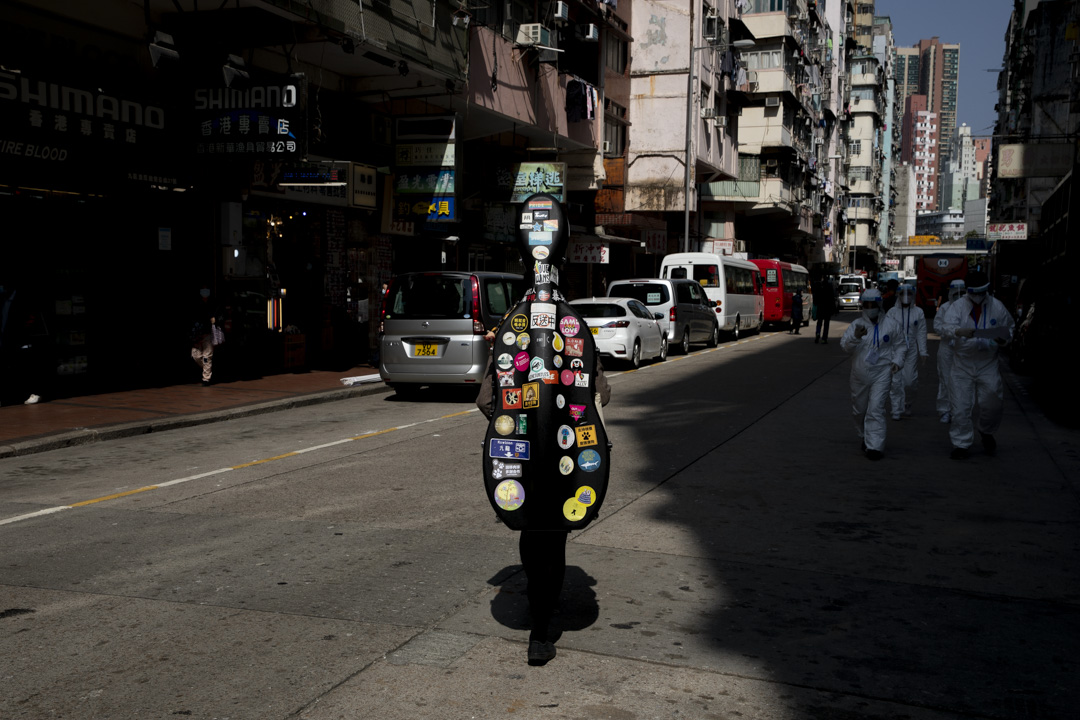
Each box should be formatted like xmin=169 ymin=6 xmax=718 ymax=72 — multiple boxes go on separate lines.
xmin=193 ymin=78 xmax=306 ymax=160
xmin=986 ymin=223 xmax=1027 ymax=241
xmin=499 ymin=162 xmax=567 ymax=203
xmin=568 ymin=239 xmax=609 ymax=264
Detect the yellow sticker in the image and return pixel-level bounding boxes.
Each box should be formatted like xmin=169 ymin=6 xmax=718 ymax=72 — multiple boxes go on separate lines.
xmin=563 ymin=497 xmax=587 ymax=522
xmin=575 ymin=424 xmax=598 ymax=447
xmin=575 ymin=486 xmax=596 ymax=506
xmin=510 ymin=314 xmax=529 ymax=332
xmin=494 ymin=415 xmax=515 ymax=436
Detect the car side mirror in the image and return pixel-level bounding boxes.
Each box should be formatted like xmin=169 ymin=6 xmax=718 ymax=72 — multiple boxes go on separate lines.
xmin=653 ymin=312 xmax=664 ymax=320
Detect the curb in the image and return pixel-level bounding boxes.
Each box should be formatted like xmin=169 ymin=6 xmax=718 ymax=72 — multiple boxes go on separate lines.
xmin=0 ymin=381 xmax=394 ymax=459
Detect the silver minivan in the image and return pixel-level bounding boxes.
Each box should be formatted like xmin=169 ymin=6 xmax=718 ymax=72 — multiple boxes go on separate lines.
xmin=379 ymin=271 xmax=525 ymax=396
xmin=607 ymin=278 xmax=719 ymax=354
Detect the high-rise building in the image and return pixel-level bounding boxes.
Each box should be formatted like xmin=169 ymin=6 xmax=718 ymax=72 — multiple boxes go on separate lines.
xmin=901 ymin=93 xmax=939 ymax=213
xmin=894 ymin=47 xmax=920 ymax=120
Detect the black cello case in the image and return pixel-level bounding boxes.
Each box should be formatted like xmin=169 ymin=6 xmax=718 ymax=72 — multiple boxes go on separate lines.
xmin=482 ymin=193 xmax=610 ymax=531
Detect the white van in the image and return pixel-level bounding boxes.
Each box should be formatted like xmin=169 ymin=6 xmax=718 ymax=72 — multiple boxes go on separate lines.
xmin=659 ymin=253 xmax=764 ymax=339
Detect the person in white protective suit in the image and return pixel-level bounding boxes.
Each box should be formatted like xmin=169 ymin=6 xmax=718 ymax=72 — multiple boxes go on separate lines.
xmin=840 ymin=288 xmax=907 ymax=460
xmin=885 ymin=284 xmax=929 ymax=420
xmin=933 ymin=279 xmax=966 ymax=423
xmin=938 ymin=271 xmax=1015 ymax=459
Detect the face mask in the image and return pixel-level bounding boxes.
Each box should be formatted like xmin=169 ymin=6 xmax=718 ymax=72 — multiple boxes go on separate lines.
xmin=863 ymin=307 xmax=881 ymax=321
xmin=969 ymin=292 xmax=987 ymax=305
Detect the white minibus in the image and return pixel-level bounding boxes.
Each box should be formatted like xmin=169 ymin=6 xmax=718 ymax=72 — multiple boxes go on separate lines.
xmin=659 ymin=253 xmax=764 ymax=339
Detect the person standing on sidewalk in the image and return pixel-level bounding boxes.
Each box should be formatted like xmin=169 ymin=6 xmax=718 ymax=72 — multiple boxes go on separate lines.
xmin=189 ymin=287 xmax=222 ymax=387
xmin=789 ymin=288 xmax=804 ymax=334
xmin=840 ymin=288 xmax=906 ymax=461
xmin=938 ymin=271 xmax=1015 ymax=459
xmin=812 ymin=276 xmax=836 ymax=344
xmin=885 ymin=284 xmax=929 ymax=420
xmin=933 ymin=280 xmax=965 ymax=424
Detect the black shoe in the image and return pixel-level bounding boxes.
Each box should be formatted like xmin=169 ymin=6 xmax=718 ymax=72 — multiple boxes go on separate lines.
xmin=202 ymin=380 xmax=211 ymax=387
xmin=950 ymin=447 xmax=969 ymax=460
xmin=527 ymin=640 xmax=556 ymax=666
xmin=865 ymin=449 xmax=884 ymax=461
xmin=980 ymin=433 xmax=997 ymax=456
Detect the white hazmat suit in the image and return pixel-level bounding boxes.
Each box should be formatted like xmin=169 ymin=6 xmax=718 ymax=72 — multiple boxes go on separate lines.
xmin=933 ymin=281 xmax=966 ymax=422
xmin=938 ymin=291 xmax=1015 ymax=452
xmin=841 ymin=300 xmax=907 ymax=454
xmin=885 ymin=290 xmax=928 ymax=419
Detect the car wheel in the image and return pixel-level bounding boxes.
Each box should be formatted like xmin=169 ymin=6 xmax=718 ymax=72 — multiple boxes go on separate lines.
xmin=629 ymin=340 xmax=642 ymax=369
xmin=679 ymin=329 xmax=691 ymax=355
xmin=657 ymin=336 xmax=668 ymax=362
xmin=708 ymin=322 xmax=720 ymax=347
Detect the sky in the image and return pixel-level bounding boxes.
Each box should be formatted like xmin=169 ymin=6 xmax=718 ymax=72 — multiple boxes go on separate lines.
xmin=876 ymin=0 xmax=1015 ymax=138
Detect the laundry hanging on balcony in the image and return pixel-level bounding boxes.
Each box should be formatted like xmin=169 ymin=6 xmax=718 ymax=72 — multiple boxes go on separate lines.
xmin=566 ymin=77 xmax=598 ymax=123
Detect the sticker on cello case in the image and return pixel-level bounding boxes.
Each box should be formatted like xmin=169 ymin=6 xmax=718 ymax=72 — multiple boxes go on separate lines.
xmin=493 ymin=479 xmax=524 ymax=510
xmin=564 ymin=338 xmax=584 ymax=357
xmin=522 ymin=382 xmax=540 ymax=409
xmin=553 ymin=355 xmax=563 ymax=369
xmin=516 ymin=414 xmax=528 ymax=435
xmin=502 ymin=331 xmax=516 ymax=346
xmin=577 ymin=449 xmax=601 ymax=472
xmin=559 ymin=456 xmax=575 ymax=475
xmin=492 ymin=461 xmax=523 ymax=482
xmin=496 ymin=353 xmax=513 ymax=370
xmin=557 ymin=425 xmax=575 ymax=449
xmin=516 ymin=333 xmax=531 ymax=350
xmin=489 ymin=438 xmax=530 ymax=460
xmin=575 ymin=424 xmax=598 ymax=447
xmin=552 ymin=333 xmax=564 ymax=352
xmin=560 ymin=317 xmax=580 ymax=337
xmin=560 ymin=370 xmax=575 ymax=386
xmin=574 ymin=372 xmax=590 ymax=388
xmin=570 ymin=358 xmax=584 ymax=370
xmin=494 ymin=415 xmax=516 ymax=436
xmin=576 ymin=486 xmax=596 ymax=506
xmin=514 ymin=352 xmax=530 ymax=371
xmin=502 ymin=388 xmax=522 ymax=409
xmin=563 ymin=497 xmax=587 ymax=522
xmin=532 ymin=246 xmax=550 ymax=260
xmin=521 ymin=212 xmax=533 ymax=223
xmin=510 ymin=314 xmax=529 ymax=332
xmin=498 ymin=370 xmax=516 ymax=387
xmin=556 ymin=394 xmax=566 ymax=409
xmin=537 ymin=290 xmax=551 ymax=302
xmin=531 ymin=303 xmax=557 ymax=329
xmin=568 ymin=404 xmax=586 ymax=422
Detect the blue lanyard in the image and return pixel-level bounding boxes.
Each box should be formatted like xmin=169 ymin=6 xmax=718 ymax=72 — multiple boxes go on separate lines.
xmin=872 ymin=322 xmax=880 ymax=348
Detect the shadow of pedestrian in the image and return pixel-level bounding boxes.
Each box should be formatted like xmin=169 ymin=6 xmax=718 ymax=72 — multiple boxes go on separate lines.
xmin=486 ymin=564 xmax=600 ymax=638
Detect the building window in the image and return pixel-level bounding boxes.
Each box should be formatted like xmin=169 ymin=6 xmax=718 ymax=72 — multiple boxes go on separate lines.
xmin=605 ymin=35 xmax=628 ymax=74
xmin=749 ymin=0 xmax=784 ymax=13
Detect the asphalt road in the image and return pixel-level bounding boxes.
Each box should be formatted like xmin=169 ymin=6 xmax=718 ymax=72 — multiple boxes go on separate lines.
xmin=2 ymin=314 xmax=1078 ymax=719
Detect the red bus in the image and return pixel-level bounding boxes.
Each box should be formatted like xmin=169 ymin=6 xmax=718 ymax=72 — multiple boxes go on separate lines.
xmin=749 ymin=259 xmax=811 ymax=328
xmin=915 ymin=254 xmax=968 ymax=317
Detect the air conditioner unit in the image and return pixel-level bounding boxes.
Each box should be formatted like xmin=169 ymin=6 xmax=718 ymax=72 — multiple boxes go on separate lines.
xmin=583 ymin=23 xmax=599 ymax=42
xmin=765 ymin=96 xmax=781 ymax=107
xmin=554 ymin=1 xmax=569 ymax=23
xmin=734 ymin=240 xmax=747 ymax=253
xmin=700 ymin=107 xmax=718 ymax=119
xmin=765 ymin=159 xmax=778 ymax=167
xmin=714 ymin=115 xmax=729 ymax=128
xmin=517 ymin=23 xmax=551 ymax=46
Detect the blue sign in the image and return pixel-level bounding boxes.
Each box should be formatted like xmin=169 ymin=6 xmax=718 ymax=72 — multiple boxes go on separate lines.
xmin=489 ymin=438 xmax=531 ymax=460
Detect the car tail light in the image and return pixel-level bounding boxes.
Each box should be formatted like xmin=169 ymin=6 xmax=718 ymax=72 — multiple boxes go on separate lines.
xmin=669 ymin=306 xmax=677 ymax=323
xmin=603 ymin=321 xmax=631 ymax=328
xmin=714 ymin=300 xmax=722 ymax=314
xmin=378 ymin=281 xmax=392 ymax=334
xmin=470 ymin=276 xmax=485 ymax=334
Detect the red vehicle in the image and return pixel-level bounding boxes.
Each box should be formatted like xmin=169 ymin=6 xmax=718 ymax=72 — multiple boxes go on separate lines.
xmin=749 ymin=259 xmax=811 ymax=328
xmin=915 ymin=254 xmax=968 ymax=317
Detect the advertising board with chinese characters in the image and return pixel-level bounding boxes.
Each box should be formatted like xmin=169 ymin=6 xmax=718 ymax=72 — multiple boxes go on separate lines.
xmin=643 ymin=229 xmax=668 ymax=254
xmin=394 ymin=196 xmax=456 ymax=222
xmin=987 ymin=223 xmax=1027 ymax=241
xmin=908 ymin=235 xmax=942 ymax=245
xmin=567 ymin=239 xmax=609 ymax=264
xmin=192 ymin=80 xmax=306 ymax=160
xmin=392 ymin=115 xmax=456 ymax=222
xmin=498 ymin=162 xmax=567 ymax=203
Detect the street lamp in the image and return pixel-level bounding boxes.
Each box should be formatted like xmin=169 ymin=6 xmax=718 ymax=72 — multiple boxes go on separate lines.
xmin=683 ymin=36 xmax=755 ymax=253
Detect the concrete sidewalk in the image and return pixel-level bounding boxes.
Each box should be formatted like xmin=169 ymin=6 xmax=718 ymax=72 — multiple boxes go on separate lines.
xmin=0 ymin=365 xmax=388 ymax=458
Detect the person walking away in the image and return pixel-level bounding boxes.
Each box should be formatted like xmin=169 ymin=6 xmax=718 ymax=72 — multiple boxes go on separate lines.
xmin=789 ymin=288 xmax=804 ymax=334
xmin=933 ymin=280 xmax=966 ymax=423
xmin=885 ymin=284 xmax=929 ymax=419
xmin=938 ymin=271 xmax=1015 ymax=459
xmin=0 ymin=284 xmax=49 ymax=406
xmin=812 ymin=277 xmax=836 ymax=344
xmin=190 ymin=287 xmax=222 ymax=386
xmin=840 ymin=288 xmax=906 ymax=461
xmin=881 ymin=279 xmax=900 ymax=312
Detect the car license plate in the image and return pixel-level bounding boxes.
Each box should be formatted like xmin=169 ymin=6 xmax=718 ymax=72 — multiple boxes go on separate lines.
xmin=590 ymin=327 xmax=599 ymax=335
xmin=415 ymin=343 xmax=438 ymax=356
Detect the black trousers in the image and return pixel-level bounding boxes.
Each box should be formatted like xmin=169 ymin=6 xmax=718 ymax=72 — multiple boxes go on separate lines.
xmin=519 ymin=530 xmax=569 ymax=641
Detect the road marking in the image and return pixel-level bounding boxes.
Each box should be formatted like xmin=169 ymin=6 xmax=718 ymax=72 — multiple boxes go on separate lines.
xmin=0 ymin=410 xmax=486 ymax=527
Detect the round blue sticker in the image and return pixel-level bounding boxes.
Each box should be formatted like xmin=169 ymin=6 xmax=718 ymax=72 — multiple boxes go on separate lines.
xmin=577 ymin=449 xmax=601 ymax=472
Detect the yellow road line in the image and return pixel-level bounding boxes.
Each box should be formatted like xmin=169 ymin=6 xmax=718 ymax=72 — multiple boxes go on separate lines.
xmin=70 ymin=486 xmax=158 ymax=507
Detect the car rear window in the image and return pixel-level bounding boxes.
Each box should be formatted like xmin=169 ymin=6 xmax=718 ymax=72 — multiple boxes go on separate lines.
xmin=385 ymin=275 xmax=466 ymax=319
xmin=483 ymin=277 xmax=523 ymax=316
xmin=609 ymin=283 xmax=670 ymax=306
xmin=839 ymin=283 xmax=862 ymax=295
xmin=574 ymin=303 xmax=627 ymax=318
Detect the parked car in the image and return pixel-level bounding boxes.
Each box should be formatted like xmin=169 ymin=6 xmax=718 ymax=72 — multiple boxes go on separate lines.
xmin=569 ymin=297 xmax=667 ymax=369
xmin=606 ymin=277 xmax=719 ymax=354
xmin=379 ymin=271 xmax=524 ymax=396
xmin=837 ymin=275 xmax=868 ymax=312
